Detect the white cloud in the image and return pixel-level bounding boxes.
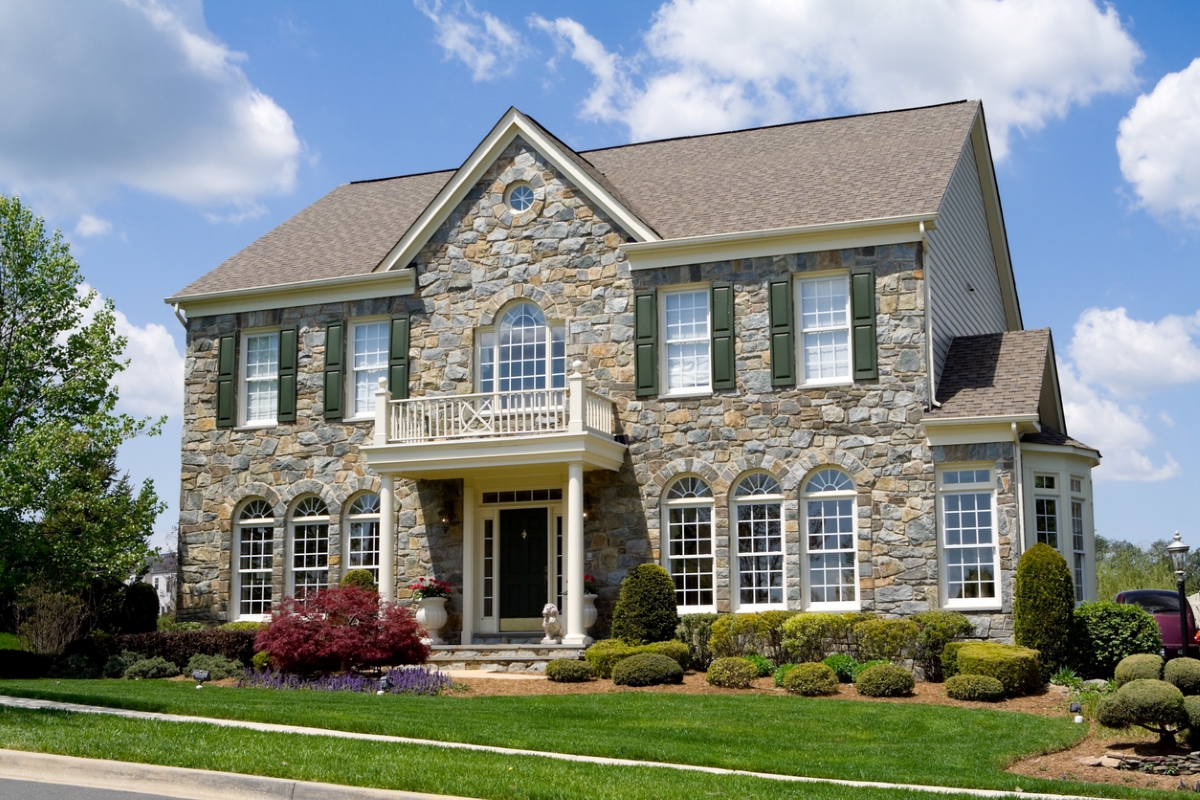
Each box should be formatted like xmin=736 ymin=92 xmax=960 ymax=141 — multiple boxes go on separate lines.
xmin=1117 ymin=58 xmax=1200 ymax=223
xmin=531 ymin=0 xmax=1141 ymax=156
xmin=1069 ymin=307 xmax=1200 ymax=397
xmin=415 ymin=0 xmax=523 ymax=81
xmin=0 ymin=0 xmax=301 ymax=211
xmin=74 ymin=214 xmax=113 ymax=238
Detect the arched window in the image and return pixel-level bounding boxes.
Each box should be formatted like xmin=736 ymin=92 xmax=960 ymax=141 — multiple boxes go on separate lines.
xmin=803 ymin=469 xmax=858 ymax=608
xmin=663 ymin=476 xmax=715 ymax=611
xmin=345 ymin=493 xmax=380 ymax=583
xmin=290 ymin=497 xmax=329 ymax=597
xmin=479 ymin=303 xmax=565 ymax=394
xmin=235 ymin=499 xmax=274 ymax=618
xmin=733 ymin=473 xmax=784 ymax=609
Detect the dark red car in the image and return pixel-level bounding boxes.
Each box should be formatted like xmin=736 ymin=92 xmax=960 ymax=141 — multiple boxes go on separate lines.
xmin=1115 ymin=589 xmax=1198 ymax=658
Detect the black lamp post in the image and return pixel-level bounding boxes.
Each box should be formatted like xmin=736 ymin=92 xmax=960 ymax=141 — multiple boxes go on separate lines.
xmin=1167 ymin=531 xmax=1191 ymax=659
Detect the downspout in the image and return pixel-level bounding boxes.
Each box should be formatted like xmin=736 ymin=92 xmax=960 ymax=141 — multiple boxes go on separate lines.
xmin=920 ymin=221 xmax=940 ymax=410
xmin=1012 ymin=421 xmax=1025 ymax=556
xmin=172 ymin=303 xmax=188 ymax=329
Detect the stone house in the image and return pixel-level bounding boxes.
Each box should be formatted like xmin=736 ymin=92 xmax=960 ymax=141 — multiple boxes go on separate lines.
xmin=167 ymin=100 xmax=1099 ymax=649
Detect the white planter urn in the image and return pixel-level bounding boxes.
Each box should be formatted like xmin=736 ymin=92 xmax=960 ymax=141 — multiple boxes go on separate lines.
xmin=582 ymin=594 xmax=598 ymax=632
xmin=415 ymin=597 xmax=448 ymax=645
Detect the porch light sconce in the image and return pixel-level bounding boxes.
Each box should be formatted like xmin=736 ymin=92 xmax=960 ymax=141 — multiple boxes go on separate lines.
xmin=440 ymin=499 xmax=455 ymax=528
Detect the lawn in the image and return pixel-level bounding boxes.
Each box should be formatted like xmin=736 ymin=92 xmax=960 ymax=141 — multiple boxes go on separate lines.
xmin=0 ymin=678 xmax=1171 ymax=799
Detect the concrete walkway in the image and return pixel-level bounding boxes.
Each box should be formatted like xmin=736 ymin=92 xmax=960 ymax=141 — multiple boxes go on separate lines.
xmin=0 ymin=695 xmax=1109 ymax=800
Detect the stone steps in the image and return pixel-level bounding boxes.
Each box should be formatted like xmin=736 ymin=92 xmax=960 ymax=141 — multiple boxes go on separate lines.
xmin=429 ymin=643 xmax=586 ymax=674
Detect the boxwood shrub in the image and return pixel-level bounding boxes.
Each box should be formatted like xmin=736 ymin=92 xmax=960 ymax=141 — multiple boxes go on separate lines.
xmin=71 ymin=630 xmax=258 ymax=669
xmin=545 ymin=658 xmax=593 ymax=682
xmin=1165 ymin=657 xmax=1200 ymax=696
xmin=780 ymin=613 xmax=849 ymax=663
xmin=611 ymin=564 xmax=678 ymax=645
xmin=855 ymin=663 xmax=914 ymax=697
xmin=853 ymin=618 xmax=918 ymax=663
xmin=611 ymin=653 xmax=683 ymax=686
xmin=124 ymin=656 xmax=180 ymax=679
xmin=912 ymin=611 xmax=974 ymax=681
xmin=706 ymin=657 xmax=759 ymax=688
xmin=185 ymin=653 xmax=243 ymax=680
xmin=1070 ymin=600 xmax=1162 ymax=679
xmin=1115 ymin=653 xmax=1164 ymax=686
xmin=585 ymin=638 xmax=689 ymax=678
xmin=1013 ymin=543 xmax=1074 ymax=673
xmin=710 ymin=614 xmax=760 ymax=658
xmin=782 ymin=662 xmax=838 ymax=696
xmin=955 ymin=642 xmax=1042 ymax=697
xmin=941 ymin=641 xmax=968 ymax=679
xmin=1097 ymin=679 xmax=1189 ymax=745
xmin=945 ymin=673 xmax=1006 ymax=702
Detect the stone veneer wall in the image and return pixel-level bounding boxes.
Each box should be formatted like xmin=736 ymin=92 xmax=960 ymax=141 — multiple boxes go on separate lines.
xmin=178 ymin=135 xmax=1016 ymax=641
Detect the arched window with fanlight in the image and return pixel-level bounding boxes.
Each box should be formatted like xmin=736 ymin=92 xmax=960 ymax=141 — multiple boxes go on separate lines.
xmin=289 ymin=497 xmax=329 ymax=597
xmin=663 ymin=476 xmax=715 ymax=611
xmin=733 ymin=473 xmax=785 ymax=610
xmin=478 ymin=303 xmax=565 ymax=395
xmin=235 ymin=499 xmax=274 ymax=619
xmin=345 ymin=493 xmax=380 ymax=584
xmin=802 ymin=469 xmax=859 ymax=609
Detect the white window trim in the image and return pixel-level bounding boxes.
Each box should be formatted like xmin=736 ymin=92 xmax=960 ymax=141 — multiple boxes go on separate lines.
xmin=659 ymin=284 xmax=713 ymax=398
xmin=662 ymin=477 xmax=717 ymax=614
xmin=801 ymin=469 xmax=860 ymax=612
xmin=1033 ymin=472 xmax=1062 ymax=554
xmin=345 ymin=317 xmax=390 ymax=421
xmin=475 ymin=302 xmax=566 ymax=396
xmin=287 ymin=498 xmax=330 ymax=598
xmin=232 ymin=500 xmax=274 ymax=621
xmin=731 ymin=474 xmax=787 ymax=612
xmin=238 ymin=328 xmax=280 ymax=429
xmin=937 ymin=464 xmax=1002 ymax=611
xmin=794 ymin=272 xmax=852 ymax=388
xmin=344 ymin=493 xmax=381 ymax=583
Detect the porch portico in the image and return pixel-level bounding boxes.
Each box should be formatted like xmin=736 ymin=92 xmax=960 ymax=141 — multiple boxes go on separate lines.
xmin=364 ymin=364 xmax=625 ymax=645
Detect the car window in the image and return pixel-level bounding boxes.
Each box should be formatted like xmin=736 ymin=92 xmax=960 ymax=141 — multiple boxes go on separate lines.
xmin=1128 ymin=595 xmax=1180 ymax=614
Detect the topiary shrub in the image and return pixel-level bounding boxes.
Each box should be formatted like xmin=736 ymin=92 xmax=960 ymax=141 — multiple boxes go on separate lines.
xmin=611 ymin=652 xmax=683 ymax=686
xmin=710 ymin=614 xmax=761 ymax=658
xmin=773 ymin=663 xmax=797 ymax=687
xmin=850 ymin=659 xmax=890 ymax=681
xmin=120 ymin=582 xmax=161 ymax=634
xmin=585 ymin=638 xmax=689 ymax=678
xmin=642 ymin=639 xmax=690 ymax=670
xmin=941 ymin=641 xmax=968 ymax=679
xmin=104 ymin=650 xmax=146 ymax=679
xmin=955 ymin=642 xmax=1043 ymax=697
xmin=782 ymin=662 xmax=838 ymax=696
xmin=781 ymin=613 xmax=850 ymax=663
xmin=545 ymin=659 xmax=593 ymax=683
xmin=945 ymin=674 xmax=1006 ymax=702
xmin=912 ymin=611 xmax=974 ymax=681
xmin=1114 ymin=653 xmax=1164 ymax=686
xmin=124 ymin=656 xmax=180 ymax=679
xmin=185 ymin=653 xmax=243 ymax=680
xmin=854 ymin=618 xmax=918 ymax=664
xmin=1070 ymin=600 xmax=1162 ymax=679
xmin=745 ymin=654 xmax=773 ymax=677
xmin=1166 ymin=657 xmax=1200 ymax=696
xmin=340 ymin=569 xmax=377 ymax=592
xmin=1096 ymin=679 xmax=1189 ymax=745
xmin=822 ymin=654 xmax=858 ymax=683
xmin=706 ymin=657 xmax=759 ymax=688
xmin=855 ymin=663 xmax=914 ymax=697
xmin=1013 ymin=543 xmax=1074 ymax=673
xmin=611 ymin=564 xmax=679 ymax=645
xmin=676 ymin=613 xmax=719 ymax=670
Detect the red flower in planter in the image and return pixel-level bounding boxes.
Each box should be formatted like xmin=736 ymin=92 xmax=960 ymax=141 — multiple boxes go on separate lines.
xmin=408 ymin=577 xmax=454 ymax=600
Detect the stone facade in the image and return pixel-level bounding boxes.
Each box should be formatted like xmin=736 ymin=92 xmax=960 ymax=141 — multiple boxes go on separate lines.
xmin=178 ymin=136 xmax=1018 ymax=640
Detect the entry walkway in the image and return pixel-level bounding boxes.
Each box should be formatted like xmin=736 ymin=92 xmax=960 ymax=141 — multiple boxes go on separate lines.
xmin=0 ymin=695 xmax=1109 ymax=800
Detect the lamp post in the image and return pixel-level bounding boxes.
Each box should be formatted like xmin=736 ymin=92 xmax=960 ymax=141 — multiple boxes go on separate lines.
xmin=1167 ymin=531 xmax=1191 ymax=659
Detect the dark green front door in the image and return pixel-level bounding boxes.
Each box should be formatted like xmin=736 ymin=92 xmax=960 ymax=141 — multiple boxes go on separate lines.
xmin=499 ymin=507 xmax=548 ymax=623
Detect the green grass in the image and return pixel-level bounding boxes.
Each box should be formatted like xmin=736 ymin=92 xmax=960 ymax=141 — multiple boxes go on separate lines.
xmin=0 ymin=633 xmax=20 ymax=650
xmin=0 ymin=678 xmax=1172 ymax=798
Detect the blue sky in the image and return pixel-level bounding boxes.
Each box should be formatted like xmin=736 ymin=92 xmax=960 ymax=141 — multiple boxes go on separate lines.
xmin=2 ymin=0 xmax=1199 ymax=555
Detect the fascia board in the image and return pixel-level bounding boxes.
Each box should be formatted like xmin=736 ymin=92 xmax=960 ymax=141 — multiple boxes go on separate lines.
xmin=375 ymin=110 xmax=658 ymax=275
xmin=164 ymin=269 xmax=415 ymax=318
xmin=923 ymin=414 xmax=1040 ymax=447
xmin=363 ymin=431 xmax=627 ymax=477
xmin=622 ymin=214 xmax=934 ymax=271
xmin=969 ymin=106 xmax=1023 ymax=331
xmin=1018 ymin=441 xmax=1101 ymax=466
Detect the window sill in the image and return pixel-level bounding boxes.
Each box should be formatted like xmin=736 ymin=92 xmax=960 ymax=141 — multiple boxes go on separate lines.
xmin=677 ymin=605 xmax=717 ymax=615
xmin=800 ymin=379 xmax=853 ymax=389
xmin=343 ymin=415 xmax=375 ymax=423
xmin=807 ymin=601 xmax=860 ymax=612
xmin=943 ymin=600 xmax=1002 ymax=613
xmin=662 ymin=389 xmax=713 ymax=400
xmin=235 ymin=422 xmax=277 ymax=432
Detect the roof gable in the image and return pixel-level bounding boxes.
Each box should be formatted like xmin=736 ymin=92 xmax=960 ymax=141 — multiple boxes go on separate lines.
xmin=930 ymin=329 xmax=1059 ymax=423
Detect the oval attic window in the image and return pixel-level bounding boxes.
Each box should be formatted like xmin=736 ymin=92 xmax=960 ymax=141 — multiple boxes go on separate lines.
xmin=508 ymin=184 xmax=534 ymax=212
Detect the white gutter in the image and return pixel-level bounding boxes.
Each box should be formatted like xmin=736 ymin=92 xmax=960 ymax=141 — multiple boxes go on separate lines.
xmin=172 ymin=303 xmax=187 ymax=329
xmin=920 ymin=220 xmax=940 ymax=409
xmin=922 ymin=413 xmax=1040 ymax=429
xmin=164 ymin=268 xmax=416 ymax=318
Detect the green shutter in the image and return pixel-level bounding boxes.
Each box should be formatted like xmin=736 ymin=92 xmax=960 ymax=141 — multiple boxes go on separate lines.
xmin=216 ymin=332 xmax=237 ymax=428
xmin=277 ymin=326 xmax=298 ymax=423
xmin=323 ymin=322 xmax=344 ymax=419
xmin=634 ymin=289 xmax=658 ymax=397
xmin=768 ymin=278 xmax=795 ymax=387
xmin=710 ymin=282 xmax=734 ymax=390
xmin=389 ymin=313 xmax=410 ymax=400
xmin=850 ymin=268 xmax=878 ymax=381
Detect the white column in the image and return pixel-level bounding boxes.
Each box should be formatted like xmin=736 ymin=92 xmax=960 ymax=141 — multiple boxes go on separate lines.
xmin=564 ymin=460 xmax=590 ymax=645
xmin=461 ymin=481 xmax=476 ymax=646
xmin=379 ymin=472 xmax=396 ymax=602
xmin=568 ymin=361 xmax=585 ymax=434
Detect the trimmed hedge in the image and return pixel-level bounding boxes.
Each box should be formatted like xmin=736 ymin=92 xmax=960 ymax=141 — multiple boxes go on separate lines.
xmin=676 ymin=613 xmax=719 ymax=670
xmin=912 ymin=611 xmax=974 ymax=681
xmin=855 ymin=663 xmax=914 ymax=697
xmin=781 ymin=613 xmax=849 ymax=663
xmin=941 ymin=641 xmax=968 ymax=679
xmin=851 ymin=659 xmax=890 ymax=681
xmin=611 ymin=564 xmax=679 ymax=645
xmin=584 ymin=639 xmax=690 ymax=678
xmin=70 ymin=630 xmax=257 ymax=669
xmin=1165 ymin=657 xmax=1200 ymax=696
xmin=611 ymin=653 xmax=683 ymax=686
xmin=185 ymin=653 xmax=243 ymax=680
xmin=782 ymin=662 xmax=838 ymax=696
xmin=1070 ymin=601 xmax=1162 ymax=679
xmin=945 ymin=674 xmax=1006 ymax=702
xmin=125 ymin=656 xmax=180 ymax=679
xmin=545 ymin=659 xmax=593 ymax=682
xmin=853 ymin=618 xmax=918 ymax=663
xmin=706 ymin=657 xmax=759 ymax=688
xmin=1013 ymin=543 xmax=1074 ymax=673
xmin=710 ymin=614 xmax=760 ymax=658
xmin=103 ymin=650 xmax=145 ymax=679
xmin=1097 ymin=679 xmax=1188 ymax=745
xmin=1115 ymin=653 xmax=1164 ymax=686
xmin=955 ymin=642 xmax=1042 ymax=697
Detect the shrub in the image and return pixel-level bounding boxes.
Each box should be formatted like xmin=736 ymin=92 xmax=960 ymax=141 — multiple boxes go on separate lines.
xmin=610 ymin=564 xmax=679 ymax=645
xmin=611 ymin=653 xmax=683 ymax=686
xmin=710 ymin=614 xmax=760 ymax=658
xmin=251 ymin=650 xmax=271 ymax=671
xmin=255 ymin=586 xmax=428 ymax=673
xmin=104 ymin=650 xmax=145 ymax=679
xmin=756 ymin=610 xmax=799 ymax=662
xmin=0 ymin=651 xmax=51 ymax=679
xmin=157 ymin=616 xmax=204 ymax=632
xmin=706 ymin=657 xmax=759 ymax=688
xmin=912 ymin=611 xmax=974 ymax=681
xmin=850 ymin=659 xmax=890 ymax=681
xmin=47 ymin=654 xmax=99 ymax=679
xmin=781 ymin=613 xmax=850 ymax=663
xmin=77 ymin=629 xmax=260 ymax=669
xmin=1050 ymin=667 xmax=1083 ymax=690
xmin=585 ymin=638 xmax=689 ymax=679
xmin=643 ymin=640 xmax=689 ymax=669
xmin=185 ymin=653 xmax=243 ymax=680
xmin=125 ymin=656 xmax=180 ymax=679
xmin=120 ymin=582 xmax=161 ymax=634
xmin=822 ymin=654 xmax=858 ymax=683
xmin=941 ymin=641 xmax=968 ymax=679
xmin=1096 ymin=679 xmax=1189 ymax=745
xmin=956 ymin=642 xmax=1043 ymax=697
xmin=773 ymin=663 xmax=797 ymax=687
xmin=745 ymin=653 xmax=774 ymax=677
xmin=15 ymin=588 xmax=87 ymax=656
xmin=545 ymin=659 xmax=593 ymax=682
xmin=1114 ymin=653 xmax=1164 ymax=686
xmin=1070 ymin=601 xmax=1162 ymax=679
xmin=340 ymin=569 xmax=377 ymax=591
xmin=220 ymin=621 xmax=265 ymax=631
xmin=1166 ymin=657 xmax=1200 ymax=696
xmin=945 ymin=674 xmax=1006 ymax=702
xmin=855 ymin=663 xmax=914 ymax=697
xmin=1013 ymin=543 xmax=1074 ymax=673
xmin=782 ymin=662 xmax=838 ymax=696
xmin=854 ymin=618 xmax=918 ymax=664
xmin=676 ymin=613 xmax=719 ymax=670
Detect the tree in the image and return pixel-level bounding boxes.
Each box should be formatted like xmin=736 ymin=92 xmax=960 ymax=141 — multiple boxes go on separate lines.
xmin=0 ymin=194 xmax=162 ymax=597
xmin=1013 ymin=543 xmax=1074 ymax=673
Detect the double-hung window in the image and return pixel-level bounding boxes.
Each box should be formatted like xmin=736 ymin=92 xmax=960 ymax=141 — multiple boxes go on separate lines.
xmin=803 ymin=469 xmax=858 ymax=608
xmin=663 ymin=289 xmax=711 ymax=394
xmin=345 ymin=493 xmax=381 ymax=583
xmin=798 ymin=276 xmax=850 ymax=384
xmin=351 ymin=321 xmax=389 ymax=417
xmin=243 ymin=332 xmax=279 ymax=424
xmin=940 ymin=468 xmax=1000 ymax=607
xmin=733 ymin=473 xmax=785 ymax=610
xmin=1034 ymin=474 xmax=1059 ymax=549
xmin=290 ymin=497 xmax=329 ymax=598
xmin=663 ymin=476 xmax=715 ymax=611
xmin=1071 ymin=476 xmax=1086 ymax=601
xmin=235 ymin=499 xmax=274 ymax=619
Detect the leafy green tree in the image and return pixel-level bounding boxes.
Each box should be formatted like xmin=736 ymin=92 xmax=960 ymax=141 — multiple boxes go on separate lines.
xmin=0 ymin=194 xmax=162 ymax=597
xmin=1095 ymin=536 xmax=1200 ymax=602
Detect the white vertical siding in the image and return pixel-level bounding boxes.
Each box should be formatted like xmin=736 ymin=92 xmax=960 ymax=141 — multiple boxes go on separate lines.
xmin=927 ymin=138 xmax=1010 ymax=389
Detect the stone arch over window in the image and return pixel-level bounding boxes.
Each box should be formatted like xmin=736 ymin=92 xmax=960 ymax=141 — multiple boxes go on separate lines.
xmin=478 ymin=286 xmax=570 ymax=328
xmin=730 ymin=471 xmax=786 ymax=611
xmin=288 ymin=494 xmax=330 ymax=598
xmin=801 ymin=467 xmax=860 ymax=610
xmin=661 ymin=473 xmax=716 ymax=612
xmin=222 ymin=483 xmax=283 ymax=531
xmin=343 ymin=491 xmax=381 ymax=585
xmin=232 ymin=497 xmax=274 ymax=620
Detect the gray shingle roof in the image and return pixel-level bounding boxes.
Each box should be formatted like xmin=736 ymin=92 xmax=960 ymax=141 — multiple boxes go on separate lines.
xmin=929 ymin=329 xmax=1050 ymax=419
xmin=173 ymin=101 xmax=979 ymax=298
xmin=1021 ymin=428 xmax=1098 ymax=454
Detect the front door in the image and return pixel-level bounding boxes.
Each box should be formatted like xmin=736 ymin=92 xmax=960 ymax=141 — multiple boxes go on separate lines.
xmin=499 ymin=507 xmax=548 ymax=630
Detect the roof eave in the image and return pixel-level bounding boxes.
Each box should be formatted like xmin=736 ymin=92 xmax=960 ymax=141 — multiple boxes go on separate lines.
xmin=1019 ymin=440 xmax=1102 ymax=466
xmin=967 ymin=104 xmax=1023 ymax=331
xmin=164 ymin=268 xmax=416 ymax=318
